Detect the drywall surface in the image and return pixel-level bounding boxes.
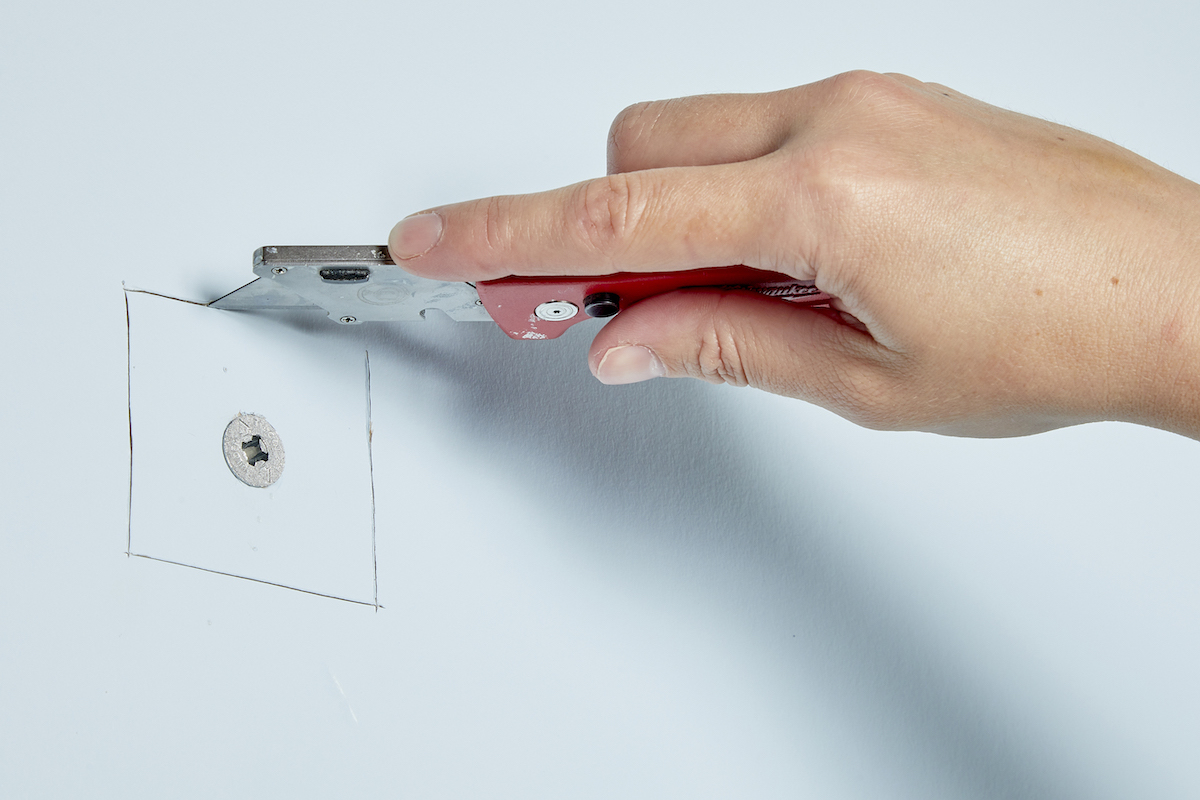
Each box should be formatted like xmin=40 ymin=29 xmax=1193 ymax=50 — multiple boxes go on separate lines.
xmin=126 ymin=292 xmax=378 ymax=606
xmin=3 ymin=1 xmax=1200 ymax=798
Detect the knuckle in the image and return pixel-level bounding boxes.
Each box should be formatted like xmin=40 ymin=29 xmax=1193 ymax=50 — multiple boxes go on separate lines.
xmin=570 ymin=173 xmax=648 ymax=257
xmin=815 ymin=70 xmax=934 ymax=132
xmin=881 ymin=71 xmax=925 ymax=89
xmin=824 ymin=69 xmax=902 ymax=104
xmin=779 ymin=72 xmax=939 ymax=235
xmin=689 ymin=307 xmax=752 ymax=387
xmin=607 ymin=100 xmax=661 ymax=168
xmin=923 ymin=81 xmax=956 ymax=96
xmin=480 ymin=194 xmax=511 ymax=254
xmin=773 ymin=140 xmax=857 ymax=240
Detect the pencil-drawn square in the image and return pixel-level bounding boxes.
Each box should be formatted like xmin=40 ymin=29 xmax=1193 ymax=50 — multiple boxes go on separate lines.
xmin=126 ymin=290 xmax=377 ymax=607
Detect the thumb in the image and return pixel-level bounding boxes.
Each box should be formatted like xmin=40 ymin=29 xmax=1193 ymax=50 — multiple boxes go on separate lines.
xmin=589 ymin=289 xmax=892 ymax=414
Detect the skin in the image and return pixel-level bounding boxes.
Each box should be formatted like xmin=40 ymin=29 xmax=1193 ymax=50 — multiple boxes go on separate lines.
xmin=389 ymin=71 xmax=1200 ymax=439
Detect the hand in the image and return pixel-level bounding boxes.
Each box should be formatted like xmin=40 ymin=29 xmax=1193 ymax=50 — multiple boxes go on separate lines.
xmin=389 ymin=71 xmax=1200 ymax=438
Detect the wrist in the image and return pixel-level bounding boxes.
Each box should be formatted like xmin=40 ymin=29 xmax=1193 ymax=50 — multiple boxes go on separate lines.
xmin=1111 ymin=176 xmax=1200 ymax=438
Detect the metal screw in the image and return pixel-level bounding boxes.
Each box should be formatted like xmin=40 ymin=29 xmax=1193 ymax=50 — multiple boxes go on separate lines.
xmin=475 ymin=299 xmax=484 ymax=305
xmin=271 ymin=266 xmax=288 ymax=275
xmin=223 ymin=413 xmax=285 ymax=488
xmin=534 ymin=300 xmax=579 ymax=321
xmin=339 ymin=315 xmax=357 ymax=324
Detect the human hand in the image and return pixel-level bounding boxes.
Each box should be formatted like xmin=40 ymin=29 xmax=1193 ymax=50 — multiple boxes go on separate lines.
xmin=389 ymin=71 xmax=1200 ymax=438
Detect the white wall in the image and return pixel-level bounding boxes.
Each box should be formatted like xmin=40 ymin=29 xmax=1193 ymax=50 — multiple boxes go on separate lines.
xmin=3 ymin=1 xmax=1199 ymax=797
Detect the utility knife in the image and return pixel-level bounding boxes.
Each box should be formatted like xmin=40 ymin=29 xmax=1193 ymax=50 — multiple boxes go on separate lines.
xmin=210 ymin=245 xmax=831 ymax=340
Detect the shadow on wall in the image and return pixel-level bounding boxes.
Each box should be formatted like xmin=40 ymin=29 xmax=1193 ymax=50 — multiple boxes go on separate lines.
xmin=262 ymin=308 xmax=1098 ymax=800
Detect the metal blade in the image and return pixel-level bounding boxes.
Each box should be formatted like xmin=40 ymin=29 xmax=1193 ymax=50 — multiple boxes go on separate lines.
xmin=209 ymin=246 xmax=491 ymax=325
xmin=209 ymin=278 xmax=321 ymax=310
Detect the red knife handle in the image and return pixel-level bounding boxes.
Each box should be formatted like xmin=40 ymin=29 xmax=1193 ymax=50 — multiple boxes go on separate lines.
xmin=476 ymin=267 xmax=830 ymax=340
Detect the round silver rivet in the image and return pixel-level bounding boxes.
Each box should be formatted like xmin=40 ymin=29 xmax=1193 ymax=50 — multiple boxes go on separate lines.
xmin=534 ymin=300 xmax=579 ymax=321
xmin=339 ymin=315 xmax=357 ymax=324
xmin=357 ymin=285 xmax=410 ymax=306
xmin=223 ymin=413 xmax=285 ymax=489
xmin=271 ymin=266 xmax=287 ymax=275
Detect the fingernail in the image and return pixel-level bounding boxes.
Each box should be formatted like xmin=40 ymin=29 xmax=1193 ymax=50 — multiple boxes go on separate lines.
xmin=594 ymin=345 xmax=666 ymax=385
xmin=388 ymin=212 xmax=443 ymax=259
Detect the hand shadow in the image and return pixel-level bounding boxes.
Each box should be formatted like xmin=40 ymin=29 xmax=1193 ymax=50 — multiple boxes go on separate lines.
xmin=257 ymin=306 xmax=1109 ymax=800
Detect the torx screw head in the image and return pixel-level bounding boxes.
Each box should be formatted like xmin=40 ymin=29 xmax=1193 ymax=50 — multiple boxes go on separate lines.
xmin=339 ymin=315 xmax=357 ymax=324
xmin=223 ymin=413 xmax=285 ymax=488
xmin=271 ymin=266 xmax=288 ymax=275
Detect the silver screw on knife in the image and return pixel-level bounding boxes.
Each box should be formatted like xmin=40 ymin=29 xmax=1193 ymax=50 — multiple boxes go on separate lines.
xmin=534 ymin=301 xmax=578 ymax=321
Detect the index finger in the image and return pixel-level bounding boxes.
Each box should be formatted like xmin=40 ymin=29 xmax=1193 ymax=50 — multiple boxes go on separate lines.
xmin=388 ymin=161 xmax=793 ymax=283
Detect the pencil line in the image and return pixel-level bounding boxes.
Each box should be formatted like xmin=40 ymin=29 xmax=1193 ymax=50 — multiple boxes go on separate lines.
xmin=121 ymin=287 xmax=210 ymax=306
xmin=128 ymin=554 xmax=383 ymax=608
xmin=125 ymin=289 xmax=134 ymax=557
xmin=124 ymin=285 xmax=381 ymax=610
xmin=366 ymin=349 xmax=379 ymax=612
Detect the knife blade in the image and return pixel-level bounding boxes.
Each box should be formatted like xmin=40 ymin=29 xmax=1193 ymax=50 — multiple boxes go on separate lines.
xmin=209 ymin=245 xmax=831 ymax=340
